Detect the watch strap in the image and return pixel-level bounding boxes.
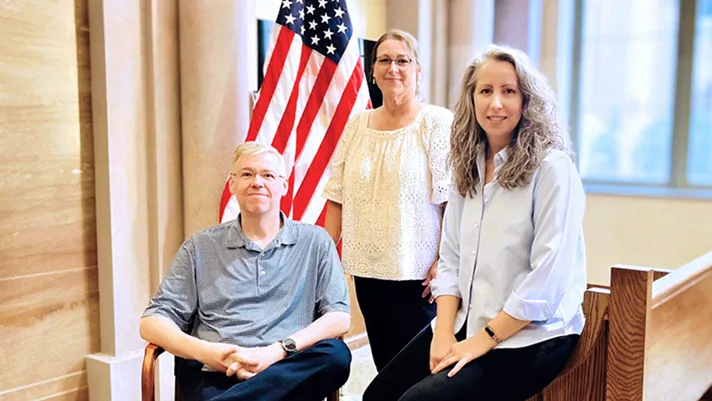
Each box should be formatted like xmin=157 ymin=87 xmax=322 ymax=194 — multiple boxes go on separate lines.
xmin=484 ymin=324 xmax=501 ymax=344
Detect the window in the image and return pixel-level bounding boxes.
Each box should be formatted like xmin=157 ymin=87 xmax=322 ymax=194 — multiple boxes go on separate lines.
xmin=572 ymin=0 xmax=712 ymax=190
xmin=575 ymin=0 xmax=680 ymax=184
xmin=687 ymin=0 xmax=712 ymax=185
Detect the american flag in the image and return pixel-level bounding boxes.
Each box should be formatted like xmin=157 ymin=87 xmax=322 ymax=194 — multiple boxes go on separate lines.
xmin=219 ymin=0 xmax=371 ymax=225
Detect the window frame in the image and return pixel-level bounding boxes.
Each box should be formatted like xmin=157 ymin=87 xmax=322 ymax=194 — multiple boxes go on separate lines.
xmin=568 ymin=0 xmax=712 ymax=196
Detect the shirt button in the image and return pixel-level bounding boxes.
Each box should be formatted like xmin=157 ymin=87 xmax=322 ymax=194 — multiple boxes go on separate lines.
xmin=260 ymin=270 xmax=265 ymax=275
xmin=260 ymin=252 xmax=264 ymax=256
xmin=474 ymin=223 xmax=479 ymax=228
xmin=484 ymin=198 xmax=489 ymax=203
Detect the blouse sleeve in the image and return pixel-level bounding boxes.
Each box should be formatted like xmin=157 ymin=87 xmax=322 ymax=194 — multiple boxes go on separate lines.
xmin=424 ymin=108 xmax=454 ymax=204
xmin=322 ymin=113 xmax=361 ymax=204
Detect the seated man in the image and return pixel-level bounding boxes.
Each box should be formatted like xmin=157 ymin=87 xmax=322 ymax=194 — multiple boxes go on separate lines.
xmin=140 ymin=142 xmax=352 ymax=401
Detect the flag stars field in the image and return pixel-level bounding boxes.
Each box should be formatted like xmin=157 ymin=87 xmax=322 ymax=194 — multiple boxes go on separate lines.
xmin=218 ymin=0 xmax=370 ymax=226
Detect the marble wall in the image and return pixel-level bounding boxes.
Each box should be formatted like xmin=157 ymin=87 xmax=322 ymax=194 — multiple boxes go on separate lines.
xmin=0 ymin=0 xmax=98 ymax=399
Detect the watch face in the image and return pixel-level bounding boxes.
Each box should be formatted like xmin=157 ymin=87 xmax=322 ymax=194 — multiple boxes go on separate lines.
xmin=283 ymin=338 xmax=297 ymax=352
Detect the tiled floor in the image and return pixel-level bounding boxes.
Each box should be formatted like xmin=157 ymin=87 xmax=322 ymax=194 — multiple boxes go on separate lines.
xmin=341 ymin=345 xmax=377 ymax=401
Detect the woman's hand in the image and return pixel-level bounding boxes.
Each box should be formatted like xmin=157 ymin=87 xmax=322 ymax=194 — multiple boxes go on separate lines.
xmin=432 ymin=332 xmax=497 ymax=377
xmin=421 ymin=259 xmax=439 ymax=303
xmin=429 ymin=328 xmax=457 ymax=372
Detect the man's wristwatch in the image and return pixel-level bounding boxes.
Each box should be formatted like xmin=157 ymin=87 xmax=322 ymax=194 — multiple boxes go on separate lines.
xmin=280 ymin=337 xmax=298 ymax=357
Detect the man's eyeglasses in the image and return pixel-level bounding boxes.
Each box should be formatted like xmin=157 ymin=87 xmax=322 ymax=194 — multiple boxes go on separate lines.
xmin=230 ymin=171 xmax=284 ymax=183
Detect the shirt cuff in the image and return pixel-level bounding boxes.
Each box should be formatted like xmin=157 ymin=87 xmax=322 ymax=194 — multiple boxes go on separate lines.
xmin=318 ymin=304 xmax=351 ymax=317
xmin=430 ymin=277 xmax=461 ymax=299
xmin=503 ymin=292 xmax=553 ymax=322
xmin=142 ymin=308 xmax=191 ymax=332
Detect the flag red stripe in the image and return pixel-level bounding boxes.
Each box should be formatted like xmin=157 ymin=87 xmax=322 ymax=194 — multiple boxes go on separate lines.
xmin=271 ymin=44 xmax=313 ymax=153
xmin=315 ymin=201 xmax=328 ymax=227
xmin=280 ymin=173 xmax=296 ymax=217
xmin=315 ymin=201 xmax=342 ymax=257
xmin=219 ymin=5 xmax=371 ymax=225
xmin=246 ymin=26 xmax=295 ymax=142
xmin=294 ymin=58 xmax=338 ymax=160
xmin=292 ymin=64 xmax=364 ymax=220
xmin=219 ymin=181 xmax=232 ymax=222
xmin=279 ymin=53 xmax=337 ymax=216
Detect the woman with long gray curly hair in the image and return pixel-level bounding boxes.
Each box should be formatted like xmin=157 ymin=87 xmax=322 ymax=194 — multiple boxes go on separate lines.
xmin=449 ymin=46 xmax=572 ymax=196
xmin=364 ymin=45 xmax=586 ymax=401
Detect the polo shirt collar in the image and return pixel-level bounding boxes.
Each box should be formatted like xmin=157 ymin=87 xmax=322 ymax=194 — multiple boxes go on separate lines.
xmin=227 ymin=211 xmax=298 ymax=249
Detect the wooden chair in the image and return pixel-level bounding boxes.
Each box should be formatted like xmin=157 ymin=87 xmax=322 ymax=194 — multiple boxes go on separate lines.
xmin=141 ymin=343 xmax=341 ymax=401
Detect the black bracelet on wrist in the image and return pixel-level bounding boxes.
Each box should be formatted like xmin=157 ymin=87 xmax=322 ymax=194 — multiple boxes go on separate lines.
xmin=484 ymin=324 xmax=501 ymax=344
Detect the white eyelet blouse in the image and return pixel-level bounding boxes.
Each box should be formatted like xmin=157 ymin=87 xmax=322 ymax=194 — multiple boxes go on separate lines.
xmin=323 ymin=105 xmax=454 ymax=280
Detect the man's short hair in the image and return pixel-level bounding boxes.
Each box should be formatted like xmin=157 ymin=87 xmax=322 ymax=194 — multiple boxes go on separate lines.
xmin=232 ymin=142 xmax=286 ymax=176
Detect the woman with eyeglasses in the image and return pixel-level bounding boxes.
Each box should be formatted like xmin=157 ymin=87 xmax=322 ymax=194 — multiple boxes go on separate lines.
xmin=323 ymin=29 xmax=453 ymax=372
xmin=362 ymin=45 xmax=586 ymax=401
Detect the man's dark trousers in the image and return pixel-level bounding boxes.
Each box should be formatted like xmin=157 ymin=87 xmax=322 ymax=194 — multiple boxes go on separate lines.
xmin=176 ymin=338 xmax=351 ymax=401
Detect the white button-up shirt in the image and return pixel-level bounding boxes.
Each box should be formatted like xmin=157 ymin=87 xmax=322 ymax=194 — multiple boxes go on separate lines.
xmin=430 ymin=148 xmax=587 ymax=349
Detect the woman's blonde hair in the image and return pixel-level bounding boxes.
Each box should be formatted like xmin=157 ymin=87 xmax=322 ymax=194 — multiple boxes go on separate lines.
xmin=370 ymin=29 xmax=420 ymax=68
xmin=450 ymin=45 xmax=572 ymax=197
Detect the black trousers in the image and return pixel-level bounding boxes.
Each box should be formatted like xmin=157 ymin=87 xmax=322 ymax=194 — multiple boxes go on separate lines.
xmin=353 ymin=276 xmax=437 ymax=372
xmin=363 ymin=324 xmax=579 ymax=401
xmin=175 ymin=339 xmax=351 ymax=401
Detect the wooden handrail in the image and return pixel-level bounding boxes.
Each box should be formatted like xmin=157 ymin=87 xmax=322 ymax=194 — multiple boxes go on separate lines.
xmin=645 ymin=251 xmax=712 ymax=401
xmin=652 ymin=250 xmax=712 ymax=308
xmin=526 ymin=256 xmax=712 ymax=401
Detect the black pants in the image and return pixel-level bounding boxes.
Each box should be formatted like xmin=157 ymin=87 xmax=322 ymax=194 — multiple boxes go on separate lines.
xmin=354 ymin=276 xmax=437 ymax=372
xmin=175 ymin=339 xmax=351 ymax=401
xmin=363 ymin=325 xmax=579 ymax=401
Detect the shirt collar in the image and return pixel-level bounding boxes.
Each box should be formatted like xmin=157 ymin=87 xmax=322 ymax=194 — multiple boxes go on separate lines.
xmin=227 ymin=211 xmax=298 ymax=249
xmin=494 ymin=147 xmax=510 ymax=167
xmin=475 ymin=147 xmax=510 ymax=183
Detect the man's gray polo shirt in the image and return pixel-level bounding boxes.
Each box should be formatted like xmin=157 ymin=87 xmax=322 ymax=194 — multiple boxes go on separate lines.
xmin=143 ymin=214 xmax=350 ymax=348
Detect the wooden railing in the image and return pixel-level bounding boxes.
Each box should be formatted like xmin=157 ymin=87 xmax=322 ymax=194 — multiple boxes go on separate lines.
xmin=611 ymin=251 xmax=712 ymax=401
xmin=528 ymin=250 xmax=712 ymax=401
xmin=526 ymin=286 xmax=611 ymax=401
